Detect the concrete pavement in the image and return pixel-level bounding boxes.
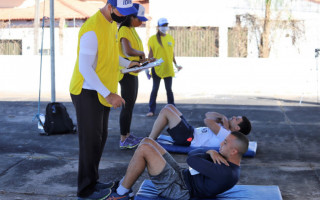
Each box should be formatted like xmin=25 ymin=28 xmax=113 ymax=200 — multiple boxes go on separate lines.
xmin=0 ymin=95 xmax=320 ymax=200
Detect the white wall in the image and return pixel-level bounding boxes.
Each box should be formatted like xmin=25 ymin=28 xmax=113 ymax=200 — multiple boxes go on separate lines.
xmin=149 ymin=0 xmax=234 ymax=27
xmin=0 ymin=27 xmax=149 ymax=57
xmin=1 ymin=55 xmax=319 ymax=102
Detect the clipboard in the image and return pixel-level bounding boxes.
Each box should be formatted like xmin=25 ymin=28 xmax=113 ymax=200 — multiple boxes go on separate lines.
xmin=121 ymin=58 xmax=164 ymax=74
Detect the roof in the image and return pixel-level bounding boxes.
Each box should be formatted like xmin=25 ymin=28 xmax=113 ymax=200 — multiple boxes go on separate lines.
xmin=0 ymin=0 xmax=149 ymax=21
xmin=308 ymin=0 xmax=320 ymax=3
xmin=0 ymin=0 xmax=25 ymax=8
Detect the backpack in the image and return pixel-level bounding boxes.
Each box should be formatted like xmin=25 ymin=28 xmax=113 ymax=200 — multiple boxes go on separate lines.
xmin=43 ymin=102 xmax=76 ymax=135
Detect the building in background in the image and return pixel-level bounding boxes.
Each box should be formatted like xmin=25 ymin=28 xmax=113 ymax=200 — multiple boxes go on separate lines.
xmin=149 ymin=0 xmax=320 ymax=58
xmin=0 ymin=0 xmax=319 ymax=58
xmin=0 ymin=0 xmax=148 ymax=55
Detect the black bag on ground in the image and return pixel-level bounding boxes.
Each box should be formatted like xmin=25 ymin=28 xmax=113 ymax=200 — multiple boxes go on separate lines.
xmin=43 ymin=102 xmax=75 ymax=135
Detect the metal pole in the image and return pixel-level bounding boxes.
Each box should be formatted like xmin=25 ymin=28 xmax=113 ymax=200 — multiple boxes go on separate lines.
xmin=34 ymin=0 xmax=39 ymax=55
xmin=50 ymin=0 xmax=56 ymax=102
xmin=316 ymin=49 xmax=319 ymax=103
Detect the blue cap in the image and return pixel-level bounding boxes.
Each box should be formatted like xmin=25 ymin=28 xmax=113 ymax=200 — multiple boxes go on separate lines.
xmin=108 ymin=0 xmax=137 ymax=16
xmin=133 ymin=3 xmax=148 ymax=22
xmin=158 ymin=18 xmax=168 ymax=26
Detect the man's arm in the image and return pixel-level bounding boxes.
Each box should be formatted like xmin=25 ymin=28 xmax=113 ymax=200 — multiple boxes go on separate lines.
xmin=121 ymin=38 xmax=145 ymax=61
xmin=78 ymin=31 xmax=110 ymax=98
xmin=79 ymin=31 xmax=125 ymax=108
xmin=205 ymin=112 xmax=230 ymax=131
xmin=148 ymin=46 xmax=153 ymax=59
xmin=119 ymin=56 xmax=140 ymax=69
xmin=187 ymin=149 xmax=227 ymax=180
xmin=204 ymin=118 xmax=223 ymax=135
xmin=205 ymin=112 xmax=227 ymax=122
xmin=173 ymin=52 xmax=182 ymax=71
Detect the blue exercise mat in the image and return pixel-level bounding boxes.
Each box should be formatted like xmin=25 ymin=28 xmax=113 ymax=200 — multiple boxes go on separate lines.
xmin=135 ymin=180 xmax=282 ymax=200
xmin=156 ymin=135 xmax=257 ymax=157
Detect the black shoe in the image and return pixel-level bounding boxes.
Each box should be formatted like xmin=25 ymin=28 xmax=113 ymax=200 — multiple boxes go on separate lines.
xmin=95 ymin=181 xmax=116 ymax=191
xmin=78 ymin=188 xmax=111 ymax=200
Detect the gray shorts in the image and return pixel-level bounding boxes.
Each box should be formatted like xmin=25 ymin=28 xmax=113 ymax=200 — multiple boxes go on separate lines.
xmin=149 ymin=157 xmax=190 ymax=200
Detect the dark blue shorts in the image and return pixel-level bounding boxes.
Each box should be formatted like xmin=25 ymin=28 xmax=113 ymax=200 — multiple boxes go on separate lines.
xmin=167 ymin=116 xmax=194 ymax=146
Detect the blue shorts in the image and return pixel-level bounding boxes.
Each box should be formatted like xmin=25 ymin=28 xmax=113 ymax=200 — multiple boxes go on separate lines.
xmin=167 ymin=116 xmax=194 ymax=146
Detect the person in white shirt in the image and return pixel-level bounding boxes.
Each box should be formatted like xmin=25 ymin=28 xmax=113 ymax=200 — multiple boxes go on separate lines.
xmin=148 ymin=104 xmax=251 ymax=147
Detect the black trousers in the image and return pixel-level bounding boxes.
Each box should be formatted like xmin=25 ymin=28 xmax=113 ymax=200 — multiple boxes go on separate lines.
xmin=119 ymin=73 xmax=138 ymax=136
xmin=71 ymin=89 xmax=110 ymax=197
xmin=149 ymin=68 xmax=174 ymax=113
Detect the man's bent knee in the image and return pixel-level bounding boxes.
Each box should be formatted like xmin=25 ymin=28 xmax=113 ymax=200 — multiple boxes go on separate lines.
xmin=139 ymin=138 xmax=155 ymax=148
xmin=137 ymin=141 xmax=162 ymax=158
xmin=160 ymin=105 xmax=175 ymax=116
xmin=141 ymin=137 xmax=154 ymax=144
xmin=141 ymin=137 xmax=159 ymax=146
xmin=164 ymin=104 xmax=175 ymax=109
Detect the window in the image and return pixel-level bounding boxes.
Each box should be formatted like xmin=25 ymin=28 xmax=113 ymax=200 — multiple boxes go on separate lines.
xmin=168 ymin=26 xmax=219 ymax=57
xmin=0 ymin=40 xmax=22 ymax=55
xmin=38 ymin=49 xmax=50 ymax=55
xmin=228 ymin=27 xmax=248 ymax=57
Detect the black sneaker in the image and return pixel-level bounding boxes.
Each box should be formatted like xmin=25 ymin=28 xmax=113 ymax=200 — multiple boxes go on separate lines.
xmin=78 ymin=188 xmax=111 ymax=200
xmin=95 ymin=181 xmax=116 ymax=191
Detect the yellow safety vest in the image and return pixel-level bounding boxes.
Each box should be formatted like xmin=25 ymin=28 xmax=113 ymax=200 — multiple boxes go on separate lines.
xmin=118 ymin=26 xmax=144 ymax=80
xmin=69 ymin=10 xmax=119 ymax=107
xmin=148 ymin=34 xmax=175 ymax=78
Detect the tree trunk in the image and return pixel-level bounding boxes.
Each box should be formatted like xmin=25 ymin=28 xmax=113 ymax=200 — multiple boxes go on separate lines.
xmin=260 ymin=0 xmax=271 ymax=58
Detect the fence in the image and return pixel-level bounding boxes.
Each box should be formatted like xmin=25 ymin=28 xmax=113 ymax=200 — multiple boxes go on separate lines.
xmin=0 ymin=39 xmax=22 ymax=55
xmin=169 ymin=26 xmax=219 ymax=57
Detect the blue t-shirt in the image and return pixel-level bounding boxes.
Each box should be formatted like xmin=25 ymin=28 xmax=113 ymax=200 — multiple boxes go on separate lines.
xmin=183 ymin=148 xmax=240 ymax=198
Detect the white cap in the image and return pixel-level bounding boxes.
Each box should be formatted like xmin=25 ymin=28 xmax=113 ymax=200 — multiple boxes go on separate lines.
xmin=133 ymin=3 xmax=148 ymax=21
xmin=109 ymin=0 xmax=137 ymax=16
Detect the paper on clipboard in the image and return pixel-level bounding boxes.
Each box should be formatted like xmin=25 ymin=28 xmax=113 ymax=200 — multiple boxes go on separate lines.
xmin=121 ymin=58 xmax=164 ymax=74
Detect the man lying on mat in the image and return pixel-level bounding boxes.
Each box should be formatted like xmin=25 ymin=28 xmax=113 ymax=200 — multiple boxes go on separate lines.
xmin=105 ymin=132 xmax=249 ymax=200
xmin=149 ymin=104 xmax=251 ymax=147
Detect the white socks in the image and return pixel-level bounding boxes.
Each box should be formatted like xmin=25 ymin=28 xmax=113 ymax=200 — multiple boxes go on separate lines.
xmin=116 ymin=177 xmax=130 ymax=195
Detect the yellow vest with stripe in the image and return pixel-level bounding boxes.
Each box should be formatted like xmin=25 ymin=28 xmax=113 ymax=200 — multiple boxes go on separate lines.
xmin=148 ymin=34 xmax=175 ymax=78
xmin=69 ymin=10 xmax=119 ymax=107
xmin=118 ymin=26 xmax=144 ymax=80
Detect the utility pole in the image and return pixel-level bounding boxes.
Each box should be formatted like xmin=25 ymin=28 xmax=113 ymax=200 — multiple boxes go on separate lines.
xmin=34 ymin=0 xmax=40 ymax=55
xmin=50 ymin=0 xmax=56 ymax=102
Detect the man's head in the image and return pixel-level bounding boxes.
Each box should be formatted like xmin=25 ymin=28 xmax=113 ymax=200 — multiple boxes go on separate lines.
xmin=133 ymin=3 xmax=148 ymax=22
xmin=157 ymin=18 xmax=169 ymax=34
xmin=107 ymin=0 xmax=137 ymax=23
xmin=229 ymin=116 xmax=251 ymax=135
xmin=125 ymin=3 xmax=148 ymax=27
xmin=219 ymin=131 xmax=249 ymax=159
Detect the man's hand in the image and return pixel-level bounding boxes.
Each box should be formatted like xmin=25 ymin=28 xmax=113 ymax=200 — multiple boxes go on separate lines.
xmin=205 ymin=112 xmax=230 ymax=130
xmin=128 ymin=61 xmax=142 ymax=73
xmin=148 ymin=58 xmax=156 ymax=62
xmin=145 ymin=69 xmax=151 ymax=80
xmin=206 ymin=150 xmax=229 ymax=166
xmin=140 ymin=54 xmax=146 ymax=62
xmin=175 ymin=64 xmax=183 ymax=71
xmin=221 ymin=116 xmax=230 ymax=130
xmin=105 ymin=93 xmax=125 ymax=109
xmin=128 ymin=61 xmax=140 ymax=68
